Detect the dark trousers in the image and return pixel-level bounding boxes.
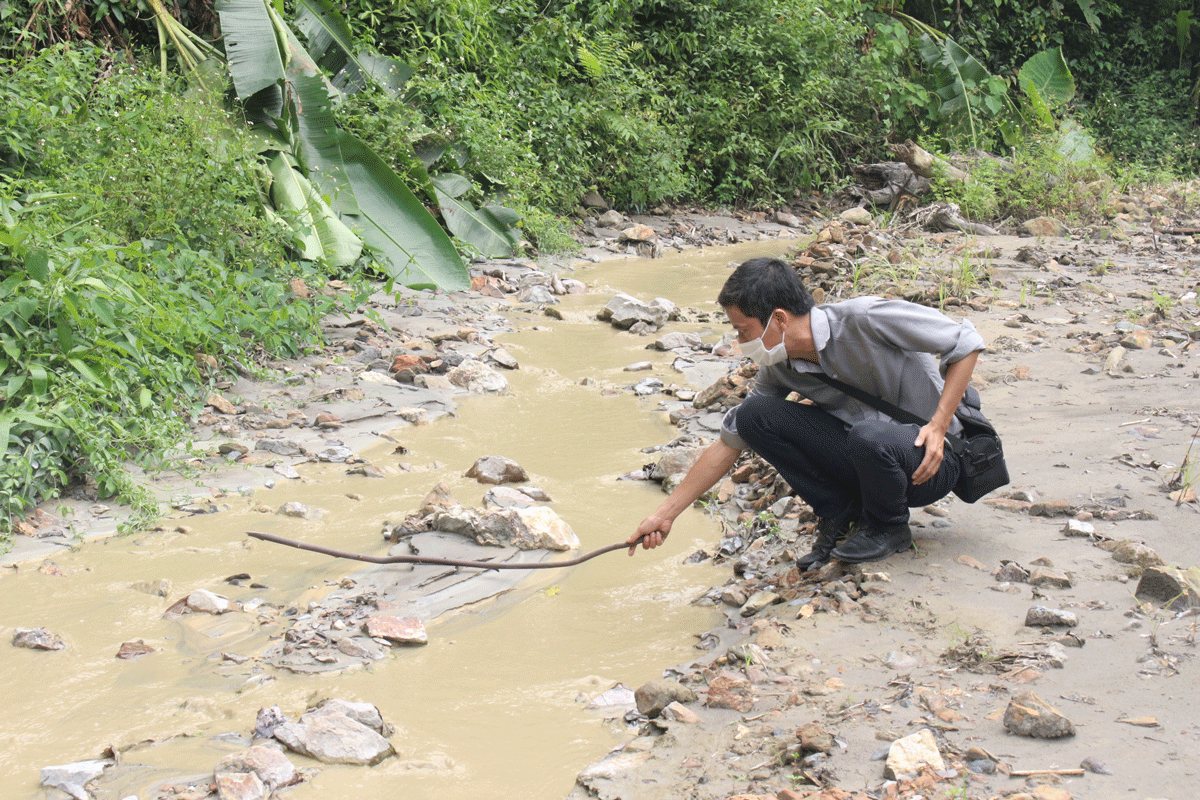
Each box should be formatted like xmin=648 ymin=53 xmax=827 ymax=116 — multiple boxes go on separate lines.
xmin=736 ymin=395 xmax=962 ymax=529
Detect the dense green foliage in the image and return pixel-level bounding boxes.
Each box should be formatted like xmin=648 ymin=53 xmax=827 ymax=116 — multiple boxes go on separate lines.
xmin=905 ymin=0 xmax=1200 ymax=172
xmin=1 ymin=45 xmax=363 ymax=536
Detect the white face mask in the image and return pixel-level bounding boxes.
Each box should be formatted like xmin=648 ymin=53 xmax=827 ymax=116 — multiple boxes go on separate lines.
xmin=740 ymin=314 xmax=789 ymax=366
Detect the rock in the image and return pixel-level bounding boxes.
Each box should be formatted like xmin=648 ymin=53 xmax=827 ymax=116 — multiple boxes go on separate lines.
xmin=1080 ymin=755 xmax=1115 ymax=775
xmin=661 ymin=701 xmax=702 ymax=723
xmin=13 ymin=627 xmax=65 ymax=650
xmin=1020 ymin=216 xmax=1070 ymax=237
xmin=623 ymin=360 xmax=653 ymax=372
xmin=215 ymin=745 xmax=298 ymax=791
xmin=705 ymin=673 xmax=754 ymax=712
xmin=632 ymin=377 xmax=664 ymax=395
xmin=840 ymin=207 xmax=873 ymax=225
xmin=634 ymin=679 xmax=698 ymax=717
xmin=206 ymin=392 xmax=240 ymax=415
xmin=648 ymin=447 xmax=704 ymax=482
xmin=651 ymin=332 xmax=703 ymax=351
xmin=885 ymin=729 xmax=945 ymax=779
xmin=315 ymin=445 xmax=353 ymax=462
xmin=797 ymin=722 xmax=834 ymax=754
xmin=255 ymin=438 xmax=303 ymax=457
xmin=597 ymin=293 xmax=670 ymax=331
xmin=447 ymin=358 xmax=509 ymax=394
xmin=1111 ymin=541 xmax=1165 ymax=569
xmin=597 ymin=209 xmax=624 ymax=227
xmin=774 ymin=210 xmax=802 ymax=227
xmin=995 ymin=562 xmax=1030 ymax=583
xmin=116 ymin=639 xmax=155 ymax=659
xmin=131 ymin=578 xmax=171 ymax=597
xmin=1025 ymin=606 xmax=1077 ymax=627
xmin=364 ymin=615 xmax=428 ymax=646
xmin=1029 ymin=566 xmax=1073 ymax=589
xmin=1062 ymin=518 xmax=1095 ymax=537
xmin=1120 ymin=329 xmax=1153 ymax=349
xmin=489 ymin=347 xmax=519 ymax=369
xmin=1029 ymin=500 xmax=1072 ymax=517
xmin=465 ymin=455 xmax=529 ymax=485
xmin=187 ymin=589 xmax=233 ymax=614
xmin=274 ymin=710 xmax=395 ymax=766
xmin=309 ymin=699 xmax=393 ymax=736
xmin=40 ymin=760 xmax=110 ymax=800
xmin=1104 ymin=345 xmax=1126 ymax=375
xmin=517 ymin=284 xmax=557 ymax=304
xmin=215 ymin=771 xmax=267 ymax=800
xmin=483 ymin=485 xmax=534 ymax=509
xmin=419 ymin=481 xmax=461 ymax=514
xmin=492 ymin=506 xmax=579 ymax=550
xmin=254 ymin=706 xmax=287 ymax=739
xmin=740 ymin=590 xmax=780 ymax=617
xmin=581 ymin=189 xmax=608 ymax=209
xmin=277 ymin=501 xmax=316 ymax=519
xmin=1135 ymin=566 xmax=1200 ymax=610
xmin=1003 ymin=691 xmax=1075 ymax=738
xmin=618 ymin=224 xmax=656 ymax=242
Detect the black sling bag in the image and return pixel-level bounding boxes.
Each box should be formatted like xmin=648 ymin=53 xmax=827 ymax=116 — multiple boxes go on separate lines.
xmin=809 ymin=372 xmax=1010 ymax=503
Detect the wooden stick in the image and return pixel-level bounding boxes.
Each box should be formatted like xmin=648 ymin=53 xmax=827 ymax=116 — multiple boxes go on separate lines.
xmin=1010 ymin=768 xmax=1085 ymax=777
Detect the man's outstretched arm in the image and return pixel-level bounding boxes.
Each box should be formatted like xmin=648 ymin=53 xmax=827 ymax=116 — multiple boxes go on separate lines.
xmin=627 ymin=439 xmax=742 ymax=555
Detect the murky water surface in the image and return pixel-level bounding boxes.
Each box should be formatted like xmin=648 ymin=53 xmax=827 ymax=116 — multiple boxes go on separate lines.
xmin=0 ymin=241 xmax=792 ymax=799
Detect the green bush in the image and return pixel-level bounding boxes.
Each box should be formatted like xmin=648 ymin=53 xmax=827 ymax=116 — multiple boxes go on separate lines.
xmin=0 ymin=45 xmax=365 ymax=541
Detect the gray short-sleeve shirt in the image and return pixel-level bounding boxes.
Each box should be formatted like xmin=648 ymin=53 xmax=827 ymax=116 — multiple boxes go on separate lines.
xmin=720 ymin=297 xmax=986 ymax=450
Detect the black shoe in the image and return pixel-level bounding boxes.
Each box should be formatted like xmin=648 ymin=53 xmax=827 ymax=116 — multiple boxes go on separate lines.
xmin=797 ymin=504 xmax=860 ymax=572
xmin=831 ymin=523 xmax=913 ymax=564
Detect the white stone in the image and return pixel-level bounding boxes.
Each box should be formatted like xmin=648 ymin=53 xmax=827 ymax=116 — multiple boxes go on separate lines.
xmin=186 ymin=589 xmax=232 ymax=614
xmin=447 ymin=358 xmax=509 ymax=394
xmin=885 ymin=729 xmax=945 ymax=779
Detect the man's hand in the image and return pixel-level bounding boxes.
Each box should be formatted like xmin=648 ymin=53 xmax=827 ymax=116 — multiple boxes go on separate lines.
xmin=912 ymin=420 xmax=947 ymax=485
xmin=628 ymin=515 xmax=671 ymax=556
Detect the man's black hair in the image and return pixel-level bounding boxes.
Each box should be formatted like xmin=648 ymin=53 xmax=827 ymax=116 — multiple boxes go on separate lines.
xmin=717 ymin=257 xmax=814 ymax=325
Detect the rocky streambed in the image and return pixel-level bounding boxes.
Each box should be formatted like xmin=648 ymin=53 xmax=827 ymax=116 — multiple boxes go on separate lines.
xmin=5 ymin=191 xmax=1200 ymax=800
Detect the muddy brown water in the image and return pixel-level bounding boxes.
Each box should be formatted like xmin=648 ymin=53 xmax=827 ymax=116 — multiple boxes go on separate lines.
xmin=0 ymin=241 xmax=794 ymax=799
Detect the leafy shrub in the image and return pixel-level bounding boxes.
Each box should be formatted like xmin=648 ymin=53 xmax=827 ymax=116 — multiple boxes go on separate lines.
xmin=0 ymin=45 xmax=366 ymax=541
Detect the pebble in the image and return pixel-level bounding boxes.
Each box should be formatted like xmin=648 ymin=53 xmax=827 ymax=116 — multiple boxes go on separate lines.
xmin=1003 ymin=690 xmax=1075 ymax=738
xmin=885 ymin=729 xmax=945 ymax=779
xmin=634 ymin=679 xmax=697 ymax=717
xmin=12 ymin=627 xmax=66 ymax=651
xmin=1025 ymin=606 xmax=1077 ymax=627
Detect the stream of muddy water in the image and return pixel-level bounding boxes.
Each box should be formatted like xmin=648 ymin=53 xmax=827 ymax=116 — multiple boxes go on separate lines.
xmin=1 ymin=240 xmax=795 ymax=800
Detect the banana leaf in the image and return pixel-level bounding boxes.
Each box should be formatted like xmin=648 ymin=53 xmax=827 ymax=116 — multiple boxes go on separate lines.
xmin=267 ymin=152 xmax=363 ymax=266
xmin=293 ymin=75 xmax=467 ymax=290
xmin=215 ymin=0 xmax=287 ymax=99
xmin=294 ymin=0 xmax=414 ymax=96
xmin=431 ymin=174 xmax=519 ymax=258
xmin=917 ymin=33 xmax=997 ymax=147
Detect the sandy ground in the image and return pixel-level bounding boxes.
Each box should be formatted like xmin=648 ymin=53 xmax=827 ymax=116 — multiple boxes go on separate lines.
xmin=7 ymin=199 xmax=1200 ymax=800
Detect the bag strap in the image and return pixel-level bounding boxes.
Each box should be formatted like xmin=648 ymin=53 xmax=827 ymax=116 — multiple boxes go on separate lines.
xmin=809 ymin=371 xmax=966 ymax=452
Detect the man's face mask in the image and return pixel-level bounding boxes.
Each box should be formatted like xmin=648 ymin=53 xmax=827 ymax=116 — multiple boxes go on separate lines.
xmin=740 ymin=313 xmax=789 ymax=366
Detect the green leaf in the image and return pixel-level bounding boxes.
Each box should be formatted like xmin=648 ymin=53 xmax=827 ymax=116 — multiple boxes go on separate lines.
xmin=1018 ymin=48 xmax=1075 ymax=110
xmin=292 ymin=75 xmax=467 ymax=289
xmin=1055 ymin=119 xmax=1097 ymax=163
xmin=1075 ymin=0 xmax=1102 ymax=33
xmin=24 ymin=248 xmax=50 ymax=282
xmin=432 ymin=175 xmax=519 ymax=258
xmin=294 ymin=0 xmax=415 ymax=97
xmin=267 ymin=152 xmax=363 ymax=266
xmin=917 ymin=33 xmax=1000 ymax=147
xmin=215 ymin=0 xmax=287 ymax=100
xmin=67 ymin=357 xmax=106 ymax=387
xmin=29 ymin=364 xmax=48 ymax=396
xmin=139 ymin=387 xmax=153 ymax=409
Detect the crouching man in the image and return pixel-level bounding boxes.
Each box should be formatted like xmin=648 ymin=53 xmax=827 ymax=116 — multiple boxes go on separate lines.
xmin=627 ymin=256 xmax=986 ymax=567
